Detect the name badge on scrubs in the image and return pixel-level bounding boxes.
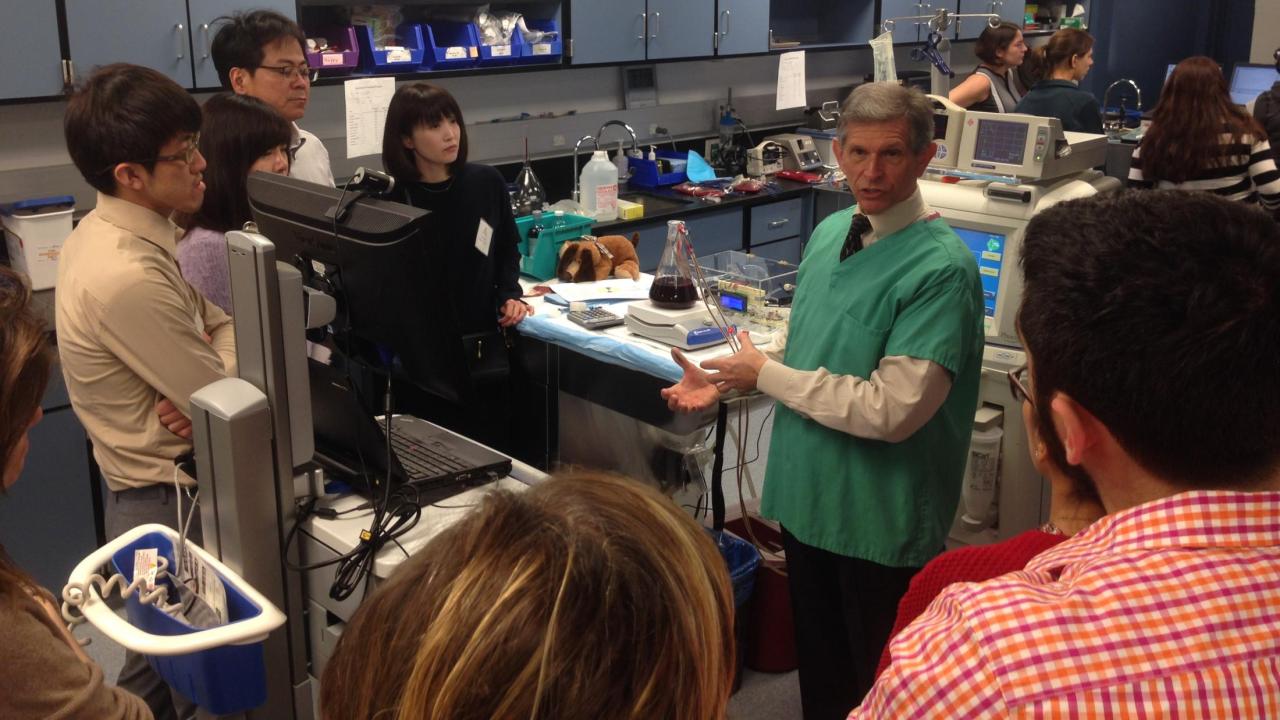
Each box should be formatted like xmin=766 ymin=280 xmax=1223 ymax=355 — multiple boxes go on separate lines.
xmin=475 ymin=218 xmax=493 ymax=257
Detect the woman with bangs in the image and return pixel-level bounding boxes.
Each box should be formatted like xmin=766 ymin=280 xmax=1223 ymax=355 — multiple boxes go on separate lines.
xmin=1128 ymin=56 xmax=1280 ymax=213
xmin=177 ymin=93 xmax=295 ymax=313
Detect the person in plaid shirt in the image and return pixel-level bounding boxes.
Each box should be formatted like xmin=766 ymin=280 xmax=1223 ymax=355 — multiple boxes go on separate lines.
xmin=854 ymin=189 xmax=1280 ymax=718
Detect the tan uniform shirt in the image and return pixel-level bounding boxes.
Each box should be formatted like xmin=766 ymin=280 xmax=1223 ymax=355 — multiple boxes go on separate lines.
xmin=55 ymin=193 xmax=236 ymax=492
xmin=756 ymin=189 xmax=953 ymax=442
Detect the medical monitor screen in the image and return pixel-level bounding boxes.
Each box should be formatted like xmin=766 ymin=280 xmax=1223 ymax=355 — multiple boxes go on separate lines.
xmin=1230 ymin=64 xmax=1279 ymax=105
xmin=971 ymin=119 xmax=1028 ymax=166
xmin=952 ymin=226 xmax=1006 ymax=325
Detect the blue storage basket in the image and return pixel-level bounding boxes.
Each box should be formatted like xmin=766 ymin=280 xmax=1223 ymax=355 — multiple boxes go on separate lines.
xmin=517 ymin=19 xmax=563 ymax=64
xmin=110 ymin=532 xmax=270 ymax=715
xmin=423 ymin=21 xmax=480 ymax=70
xmin=356 ymin=24 xmax=426 ymax=73
xmin=629 ymin=150 xmax=689 ymax=188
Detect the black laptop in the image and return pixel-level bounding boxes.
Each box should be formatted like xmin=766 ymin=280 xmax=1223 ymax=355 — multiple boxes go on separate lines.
xmin=308 ymin=359 xmax=512 ymax=494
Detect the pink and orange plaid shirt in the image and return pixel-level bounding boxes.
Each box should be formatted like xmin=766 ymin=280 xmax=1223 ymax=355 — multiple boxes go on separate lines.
xmin=852 ymin=490 xmax=1280 ymax=718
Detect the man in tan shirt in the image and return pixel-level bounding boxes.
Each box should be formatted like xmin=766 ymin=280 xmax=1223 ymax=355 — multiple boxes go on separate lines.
xmin=57 ymin=63 xmax=234 ymax=720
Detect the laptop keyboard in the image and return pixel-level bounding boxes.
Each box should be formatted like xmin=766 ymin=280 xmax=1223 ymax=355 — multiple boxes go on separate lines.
xmin=388 ymin=427 xmax=468 ymax=482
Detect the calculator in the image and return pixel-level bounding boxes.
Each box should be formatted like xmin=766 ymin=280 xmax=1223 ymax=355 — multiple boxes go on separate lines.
xmin=567 ymin=307 xmax=625 ymax=330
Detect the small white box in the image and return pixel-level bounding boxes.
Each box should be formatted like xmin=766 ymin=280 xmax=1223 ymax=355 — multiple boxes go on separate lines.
xmin=3 ymin=199 xmax=74 ymax=290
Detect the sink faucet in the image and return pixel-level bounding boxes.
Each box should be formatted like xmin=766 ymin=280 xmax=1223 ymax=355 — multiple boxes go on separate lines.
xmin=597 ymin=120 xmax=640 ymax=156
xmin=572 ymin=134 xmax=599 ymax=203
xmin=1102 ymin=79 xmax=1143 ymax=133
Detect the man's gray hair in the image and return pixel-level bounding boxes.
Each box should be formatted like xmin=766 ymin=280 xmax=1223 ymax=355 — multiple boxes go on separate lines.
xmin=837 ymin=83 xmax=934 ymax=154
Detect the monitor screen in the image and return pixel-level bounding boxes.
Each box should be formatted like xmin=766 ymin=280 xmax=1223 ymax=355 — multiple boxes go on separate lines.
xmin=971 ymin=119 xmax=1028 ymax=166
xmin=1230 ymin=64 xmax=1279 ymax=105
xmin=952 ymin=226 xmax=1006 ymax=325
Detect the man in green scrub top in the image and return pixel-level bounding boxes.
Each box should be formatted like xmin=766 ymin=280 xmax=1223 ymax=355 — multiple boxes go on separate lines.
xmin=663 ymin=82 xmax=984 ymax=719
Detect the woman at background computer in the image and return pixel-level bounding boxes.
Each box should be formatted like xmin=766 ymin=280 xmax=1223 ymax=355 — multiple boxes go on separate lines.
xmin=1014 ymin=28 xmax=1103 ymax=133
xmin=1129 ymin=56 xmax=1280 ymax=213
xmin=948 ymin=22 xmax=1028 ymax=112
xmin=177 ymin=93 xmax=294 ymax=313
xmin=320 ymin=471 xmax=735 ymax=720
xmin=0 ymin=266 xmax=151 ymax=719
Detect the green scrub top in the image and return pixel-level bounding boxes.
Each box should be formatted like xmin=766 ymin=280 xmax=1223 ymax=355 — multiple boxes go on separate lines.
xmin=760 ymin=206 xmax=985 ymax=568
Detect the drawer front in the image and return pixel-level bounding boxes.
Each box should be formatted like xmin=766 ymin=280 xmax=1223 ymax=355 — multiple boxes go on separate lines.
xmin=749 ymin=198 xmax=803 ymax=246
xmin=749 ymin=236 xmax=803 ymax=266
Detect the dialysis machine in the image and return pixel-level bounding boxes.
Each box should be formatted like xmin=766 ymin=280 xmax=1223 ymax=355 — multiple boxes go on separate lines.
xmin=919 ymin=104 xmax=1121 ymax=547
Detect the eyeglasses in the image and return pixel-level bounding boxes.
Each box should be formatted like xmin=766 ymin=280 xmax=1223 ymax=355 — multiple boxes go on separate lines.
xmin=147 ymin=133 xmax=202 ymax=166
xmin=1008 ymin=362 xmax=1034 ymax=407
xmin=258 ymin=64 xmax=317 ymax=83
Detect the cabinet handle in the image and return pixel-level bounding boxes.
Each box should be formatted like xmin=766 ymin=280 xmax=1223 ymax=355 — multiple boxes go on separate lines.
xmin=637 ymin=12 xmax=647 ymax=41
xmin=175 ymin=23 xmax=186 ymax=60
xmin=651 ymin=11 xmax=660 ymax=39
xmin=768 ymin=218 xmax=790 ymax=229
xmin=201 ymin=23 xmax=211 ymax=59
xmin=721 ymin=9 xmax=731 ymax=36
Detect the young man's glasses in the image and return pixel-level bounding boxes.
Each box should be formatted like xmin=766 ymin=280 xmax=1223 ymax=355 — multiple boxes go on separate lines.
xmin=146 ymin=133 xmax=202 ymax=166
xmin=258 ymin=64 xmax=317 ymax=83
xmin=1008 ymin=363 xmax=1034 ymax=407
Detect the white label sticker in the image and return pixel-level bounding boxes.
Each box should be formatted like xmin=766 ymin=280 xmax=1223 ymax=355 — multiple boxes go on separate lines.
xmin=384 ymin=46 xmax=412 ymax=63
xmin=533 ymin=43 xmax=552 ymax=56
xmin=445 ymin=46 xmax=466 ymax=59
xmin=595 ymin=184 xmax=618 ymax=218
xmin=322 ymin=52 xmax=344 ymax=66
xmin=475 ymin=218 xmax=494 ymax=257
xmin=133 ymin=548 xmax=158 ymax=591
xmin=491 ymin=44 xmax=512 ymax=57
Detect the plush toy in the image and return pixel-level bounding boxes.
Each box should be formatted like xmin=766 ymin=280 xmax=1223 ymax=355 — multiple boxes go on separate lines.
xmin=555 ymin=233 xmax=641 ymax=282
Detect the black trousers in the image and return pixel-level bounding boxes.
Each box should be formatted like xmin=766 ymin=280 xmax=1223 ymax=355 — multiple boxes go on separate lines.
xmin=782 ymin=526 xmax=920 ymax=720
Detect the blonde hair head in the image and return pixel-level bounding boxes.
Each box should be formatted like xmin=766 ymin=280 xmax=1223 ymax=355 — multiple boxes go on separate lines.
xmin=320 ymin=472 xmax=735 ymax=720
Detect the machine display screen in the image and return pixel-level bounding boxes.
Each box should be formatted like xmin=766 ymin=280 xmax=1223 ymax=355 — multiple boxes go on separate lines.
xmin=972 ymin=119 xmax=1028 ymax=165
xmin=1229 ymin=64 xmax=1280 ymax=106
xmin=952 ymin=227 xmax=1005 ymax=323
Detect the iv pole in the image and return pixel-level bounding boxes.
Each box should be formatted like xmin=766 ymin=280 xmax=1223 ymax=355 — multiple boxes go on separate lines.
xmin=880 ymin=9 xmax=1001 ymax=96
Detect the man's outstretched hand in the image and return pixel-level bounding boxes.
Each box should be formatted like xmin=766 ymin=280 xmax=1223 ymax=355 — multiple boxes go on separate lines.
xmin=661 ymin=347 xmax=722 ymax=413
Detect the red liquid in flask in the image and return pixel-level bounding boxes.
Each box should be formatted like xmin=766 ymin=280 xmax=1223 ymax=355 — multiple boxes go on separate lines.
xmin=649 ymin=276 xmax=698 ymax=309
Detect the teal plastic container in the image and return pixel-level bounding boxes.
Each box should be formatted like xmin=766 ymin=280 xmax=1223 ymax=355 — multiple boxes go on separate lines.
xmin=515 ymin=212 xmax=594 ymax=280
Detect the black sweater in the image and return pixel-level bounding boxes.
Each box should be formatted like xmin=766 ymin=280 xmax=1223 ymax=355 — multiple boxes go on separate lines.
xmin=391 ymin=163 xmax=522 ymax=335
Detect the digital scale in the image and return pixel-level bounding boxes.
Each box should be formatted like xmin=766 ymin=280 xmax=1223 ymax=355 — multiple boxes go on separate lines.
xmin=624 ymin=301 xmax=734 ymax=350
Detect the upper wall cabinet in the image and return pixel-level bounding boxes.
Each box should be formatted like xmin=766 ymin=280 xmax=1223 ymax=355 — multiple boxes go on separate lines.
xmin=955 ymin=0 xmax=1026 ymax=39
xmin=881 ymin=1 xmax=935 ymax=44
xmin=769 ymin=0 xmax=874 ymax=50
xmin=0 ymin=3 xmax=62 ymax=99
xmin=715 ymin=0 xmax=769 ymax=56
xmin=570 ymin=0 xmax=714 ymax=65
xmin=64 ymin=0 xmax=297 ymax=90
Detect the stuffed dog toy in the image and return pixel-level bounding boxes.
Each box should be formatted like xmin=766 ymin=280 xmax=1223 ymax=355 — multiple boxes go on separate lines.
xmin=555 ymin=233 xmax=641 ymax=282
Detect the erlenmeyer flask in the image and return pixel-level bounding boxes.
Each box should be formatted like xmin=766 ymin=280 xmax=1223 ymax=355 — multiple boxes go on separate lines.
xmin=649 ymin=220 xmax=698 ymax=309
xmin=513 ymin=138 xmax=546 ymax=216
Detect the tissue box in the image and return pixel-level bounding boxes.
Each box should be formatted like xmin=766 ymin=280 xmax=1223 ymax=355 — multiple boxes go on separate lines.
xmin=2 ymin=195 xmax=75 ymax=290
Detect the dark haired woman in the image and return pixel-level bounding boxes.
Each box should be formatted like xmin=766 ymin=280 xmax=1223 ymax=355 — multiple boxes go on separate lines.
xmin=1129 ymin=56 xmax=1280 ymax=211
xmin=0 ymin=267 xmax=151 ymax=719
xmin=380 ymin=82 xmax=530 ymax=452
xmin=948 ymin=22 xmax=1028 ymax=112
xmin=1014 ymin=28 xmax=1103 ymax=133
xmin=177 ymin=93 xmax=294 ymax=313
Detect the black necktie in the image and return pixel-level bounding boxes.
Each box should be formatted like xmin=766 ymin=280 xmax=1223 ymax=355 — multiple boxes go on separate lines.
xmin=840 ymin=214 xmax=872 ymax=262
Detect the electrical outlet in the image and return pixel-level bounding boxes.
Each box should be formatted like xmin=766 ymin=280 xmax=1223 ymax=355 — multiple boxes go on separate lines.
xmin=552 ymin=134 xmax=566 ymax=147
xmin=648 ymin=123 xmax=659 ymax=135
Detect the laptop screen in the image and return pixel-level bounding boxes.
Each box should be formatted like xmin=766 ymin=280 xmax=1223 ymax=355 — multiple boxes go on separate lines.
xmin=1230 ymin=64 xmax=1279 ymax=106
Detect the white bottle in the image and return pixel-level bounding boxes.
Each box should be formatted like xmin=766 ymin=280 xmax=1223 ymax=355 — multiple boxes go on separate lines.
xmin=580 ymin=150 xmax=618 ymax=221
xmin=960 ymin=425 xmax=1003 ymax=530
xmin=613 ymin=140 xmax=630 ymax=182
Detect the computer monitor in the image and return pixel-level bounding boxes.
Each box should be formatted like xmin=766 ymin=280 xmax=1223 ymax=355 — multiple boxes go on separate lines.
xmin=1229 ymin=63 xmax=1280 ymax=106
xmin=246 ymin=172 xmax=470 ymax=405
xmin=938 ymin=213 xmax=1026 ymax=347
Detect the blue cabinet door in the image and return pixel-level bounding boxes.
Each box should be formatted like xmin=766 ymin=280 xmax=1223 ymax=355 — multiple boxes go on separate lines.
xmin=992 ymin=0 xmax=1025 ymax=27
xmin=634 ymin=209 xmax=743 ymax=272
xmin=956 ymin=0 xmax=995 ymax=40
xmin=881 ymin=0 xmax=931 ymax=44
xmin=647 ymin=0 xmax=715 ymax=59
xmin=190 ymin=0 xmax=297 ymax=89
xmin=66 ymin=0 xmax=194 ymax=87
xmin=716 ymin=0 xmax=769 ymax=56
xmin=570 ymin=0 xmax=647 ymax=64
xmin=0 ymin=3 xmax=63 ymax=99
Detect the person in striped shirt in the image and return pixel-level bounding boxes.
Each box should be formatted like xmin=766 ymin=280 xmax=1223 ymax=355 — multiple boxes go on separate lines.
xmin=853 ymin=189 xmax=1280 ymax=718
xmin=1129 ymin=56 xmax=1280 ymax=213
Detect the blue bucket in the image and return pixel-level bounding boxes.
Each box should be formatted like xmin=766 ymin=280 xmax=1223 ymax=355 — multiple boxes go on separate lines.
xmin=713 ymin=530 xmax=761 ymax=607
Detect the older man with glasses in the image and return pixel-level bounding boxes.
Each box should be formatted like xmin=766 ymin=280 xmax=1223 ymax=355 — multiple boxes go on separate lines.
xmin=212 ymin=9 xmax=334 ymax=186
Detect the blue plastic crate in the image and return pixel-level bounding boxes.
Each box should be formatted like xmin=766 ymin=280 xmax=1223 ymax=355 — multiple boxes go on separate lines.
xmin=515 ymin=211 xmax=595 ymax=280
xmin=422 ymin=21 xmax=480 ymax=70
xmin=110 ymin=532 xmax=270 ymax=715
xmin=629 ymin=150 xmax=689 ymax=188
xmin=517 ymin=19 xmax=563 ymax=64
xmin=356 ymin=23 xmax=425 ymax=73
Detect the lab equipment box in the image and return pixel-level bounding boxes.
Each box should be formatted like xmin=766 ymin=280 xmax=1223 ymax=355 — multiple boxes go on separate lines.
xmin=697 ymin=250 xmax=796 ymax=329
xmin=2 ymin=195 xmax=74 ymax=290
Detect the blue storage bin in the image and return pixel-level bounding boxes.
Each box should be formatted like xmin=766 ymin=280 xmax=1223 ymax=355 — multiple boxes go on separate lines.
xmin=110 ymin=532 xmax=270 ymax=715
xmin=517 ymin=19 xmax=563 ymax=64
xmin=629 ymin=150 xmax=689 ymax=188
xmin=356 ymin=23 xmax=426 ymax=73
xmin=477 ymin=24 xmax=523 ymax=66
xmin=422 ymin=21 xmax=480 ymax=70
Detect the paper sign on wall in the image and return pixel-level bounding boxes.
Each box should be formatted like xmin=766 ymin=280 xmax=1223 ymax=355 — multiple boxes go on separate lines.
xmin=776 ymin=51 xmax=807 ymax=111
xmin=344 ymin=77 xmax=396 ymax=159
